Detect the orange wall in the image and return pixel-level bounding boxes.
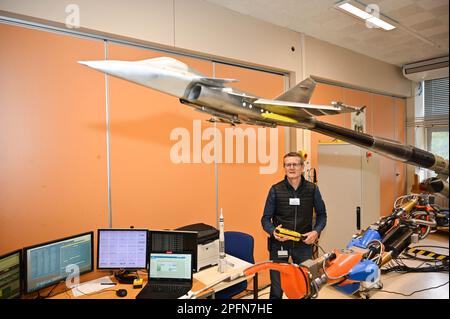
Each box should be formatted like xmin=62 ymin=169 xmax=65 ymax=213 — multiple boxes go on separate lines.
xmin=0 ymin=23 xmax=286 ymax=273
xmin=0 ymin=24 xmax=108 ymax=253
xmin=107 ymin=44 xmax=217 ymax=230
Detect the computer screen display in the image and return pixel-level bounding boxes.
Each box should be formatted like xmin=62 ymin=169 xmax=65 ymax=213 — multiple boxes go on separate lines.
xmin=24 ymin=232 xmax=93 ymax=294
xmin=0 ymin=250 xmax=22 ymax=299
xmin=97 ymin=229 xmax=148 ymax=270
xmin=149 ymin=253 xmax=192 ymax=280
xmin=148 ymin=230 xmax=197 ymax=272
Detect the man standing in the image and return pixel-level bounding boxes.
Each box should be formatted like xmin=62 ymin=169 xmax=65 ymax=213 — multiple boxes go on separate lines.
xmin=261 ymin=152 xmax=327 ymax=299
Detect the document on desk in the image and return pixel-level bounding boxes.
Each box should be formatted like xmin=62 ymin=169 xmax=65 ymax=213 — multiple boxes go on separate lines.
xmin=71 ymin=276 xmax=114 ymax=297
xmin=225 ymin=255 xmax=251 ymax=269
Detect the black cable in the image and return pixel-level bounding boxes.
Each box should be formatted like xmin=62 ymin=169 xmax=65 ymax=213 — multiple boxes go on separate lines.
xmin=381 ymin=258 xmax=448 ymax=273
xmin=48 ymin=284 xmax=84 ymax=298
xmin=381 ymin=265 xmax=448 ymax=273
xmin=37 ymin=281 xmax=63 ymax=299
xmin=381 ymin=254 xmax=449 ymax=274
xmin=314 ymin=242 xmax=326 ymax=254
xmin=45 ymin=282 xmax=60 ymax=298
xmin=369 ymin=281 xmax=449 ymax=297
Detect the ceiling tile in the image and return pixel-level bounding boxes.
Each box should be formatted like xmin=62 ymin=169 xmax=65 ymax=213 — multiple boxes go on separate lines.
xmin=205 ymin=0 xmax=449 ymax=66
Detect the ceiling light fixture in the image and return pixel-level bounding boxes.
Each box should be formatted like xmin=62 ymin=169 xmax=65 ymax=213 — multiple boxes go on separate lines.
xmin=335 ymin=0 xmax=396 ymax=31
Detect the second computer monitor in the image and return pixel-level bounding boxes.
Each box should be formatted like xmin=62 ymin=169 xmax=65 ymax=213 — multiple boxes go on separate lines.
xmin=23 ymin=232 xmax=93 ymax=294
xmin=148 ymin=230 xmax=198 ymax=272
xmin=97 ymin=229 xmax=148 ymax=270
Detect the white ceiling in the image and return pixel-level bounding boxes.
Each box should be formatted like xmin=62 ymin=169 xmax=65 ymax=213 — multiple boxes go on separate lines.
xmin=205 ymin=0 xmax=449 ymax=66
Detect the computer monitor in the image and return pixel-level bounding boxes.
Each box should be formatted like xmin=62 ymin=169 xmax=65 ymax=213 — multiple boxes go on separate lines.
xmin=23 ymin=231 xmax=93 ymax=294
xmin=97 ymin=229 xmax=148 ymax=270
xmin=148 ymin=230 xmax=198 ymax=272
xmin=0 ymin=249 xmax=22 ymax=299
xmin=149 ymin=252 xmax=192 ymax=281
xmin=136 ymin=251 xmax=193 ymax=299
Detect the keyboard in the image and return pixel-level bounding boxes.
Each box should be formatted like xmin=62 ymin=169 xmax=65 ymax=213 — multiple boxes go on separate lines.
xmin=148 ymin=284 xmax=190 ymax=294
xmin=136 ymin=282 xmax=192 ymax=299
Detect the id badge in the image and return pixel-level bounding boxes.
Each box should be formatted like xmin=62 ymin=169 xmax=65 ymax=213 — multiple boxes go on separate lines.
xmin=277 ymin=249 xmax=288 ymax=259
xmin=289 ymin=198 xmax=300 ymax=206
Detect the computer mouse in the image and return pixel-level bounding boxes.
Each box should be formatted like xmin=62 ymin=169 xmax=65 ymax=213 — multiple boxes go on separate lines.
xmin=116 ymin=289 xmax=128 ymax=297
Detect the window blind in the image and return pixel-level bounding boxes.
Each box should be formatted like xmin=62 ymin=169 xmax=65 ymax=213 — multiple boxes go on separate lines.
xmin=423 ymin=77 xmax=449 ymax=127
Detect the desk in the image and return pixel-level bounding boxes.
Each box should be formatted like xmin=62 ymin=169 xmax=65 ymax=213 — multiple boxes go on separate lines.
xmin=51 ymin=277 xmax=208 ymax=299
xmin=51 ymin=255 xmax=256 ymax=299
xmin=194 ymin=255 xmax=258 ymax=299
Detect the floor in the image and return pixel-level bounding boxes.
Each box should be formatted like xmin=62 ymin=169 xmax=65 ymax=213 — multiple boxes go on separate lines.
xmin=242 ymin=232 xmax=449 ymax=300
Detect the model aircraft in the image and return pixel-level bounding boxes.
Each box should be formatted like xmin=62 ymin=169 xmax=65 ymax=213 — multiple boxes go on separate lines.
xmin=79 ymin=56 xmax=448 ymax=197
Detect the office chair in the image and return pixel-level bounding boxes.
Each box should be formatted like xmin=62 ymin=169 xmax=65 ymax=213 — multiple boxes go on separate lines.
xmin=214 ymin=231 xmax=255 ymax=299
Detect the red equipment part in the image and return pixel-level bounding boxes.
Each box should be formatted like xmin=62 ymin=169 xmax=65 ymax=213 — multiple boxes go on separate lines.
xmin=242 ymin=248 xmax=365 ymax=299
xmin=243 ymin=262 xmax=310 ymax=299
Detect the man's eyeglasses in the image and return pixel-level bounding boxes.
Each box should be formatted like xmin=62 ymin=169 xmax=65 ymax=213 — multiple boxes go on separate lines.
xmin=284 ymin=163 xmax=302 ymax=168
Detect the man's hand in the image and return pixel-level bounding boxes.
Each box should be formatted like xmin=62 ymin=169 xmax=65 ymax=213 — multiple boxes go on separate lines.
xmin=302 ymin=230 xmax=318 ymax=245
xmin=273 ymin=225 xmax=290 ymax=242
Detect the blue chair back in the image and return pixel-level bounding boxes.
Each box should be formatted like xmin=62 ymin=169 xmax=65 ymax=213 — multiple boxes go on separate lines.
xmin=214 ymin=231 xmax=254 ymax=299
xmin=224 ymin=231 xmax=255 ymax=263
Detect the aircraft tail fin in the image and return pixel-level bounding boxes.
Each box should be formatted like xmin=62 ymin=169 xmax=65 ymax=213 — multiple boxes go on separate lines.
xmin=275 ymin=77 xmax=316 ymax=103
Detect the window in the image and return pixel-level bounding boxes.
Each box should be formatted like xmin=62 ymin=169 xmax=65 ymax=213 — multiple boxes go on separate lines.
xmin=424 ymin=77 xmax=449 ymax=179
xmin=427 ymin=128 xmax=449 ymax=160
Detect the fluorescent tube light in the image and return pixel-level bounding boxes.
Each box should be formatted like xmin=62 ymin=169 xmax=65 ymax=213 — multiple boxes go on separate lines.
xmin=336 ymin=1 xmax=397 ymax=31
xmin=366 ymin=16 xmax=396 ymax=31
xmin=338 ymin=3 xmax=372 ymax=20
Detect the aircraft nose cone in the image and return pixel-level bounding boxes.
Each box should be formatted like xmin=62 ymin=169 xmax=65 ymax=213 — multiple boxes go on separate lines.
xmin=78 ymin=60 xmax=147 ymax=80
xmin=77 ymin=61 xmax=91 ymax=67
xmin=78 ymin=59 xmax=190 ymax=98
xmin=78 ymin=60 xmax=116 ymax=72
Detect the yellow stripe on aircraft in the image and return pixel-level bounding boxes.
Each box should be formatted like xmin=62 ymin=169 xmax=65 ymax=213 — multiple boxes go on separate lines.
xmin=261 ymin=112 xmax=298 ymax=123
